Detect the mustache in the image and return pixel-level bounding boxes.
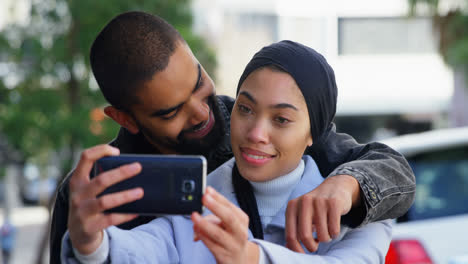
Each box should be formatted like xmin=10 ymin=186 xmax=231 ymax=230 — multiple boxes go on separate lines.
xmin=177 ymin=96 xmax=216 ymax=140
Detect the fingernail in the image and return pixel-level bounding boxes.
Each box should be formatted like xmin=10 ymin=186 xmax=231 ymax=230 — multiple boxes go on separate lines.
xmin=205 ymin=194 xmax=213 ymax=204
xmin=132 ymin=188 xmax=143 ymax=198
xmin=128 ymin=163 xmax=140 ymax=172
xmin=192 ymin=212 xmax=200 ymax=221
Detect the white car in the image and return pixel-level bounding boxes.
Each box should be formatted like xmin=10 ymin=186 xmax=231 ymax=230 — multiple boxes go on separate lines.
xmin=381 ymin=127 xmax=468 ymax=264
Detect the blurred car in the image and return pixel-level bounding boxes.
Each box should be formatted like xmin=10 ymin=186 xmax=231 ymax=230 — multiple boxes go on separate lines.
xmin=20 ymin=177 xmax=57 ymax=205
xmin=381 ymin=126 xmax=468 ymax=264
xmin=19 ymin=164 xmax=57 ymax=205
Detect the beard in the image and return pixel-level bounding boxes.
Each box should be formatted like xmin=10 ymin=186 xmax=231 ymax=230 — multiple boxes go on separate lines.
xmin=173 ymin=95 xmax=226 ymax=155
xmin=135 ymin=95 xmax=226 ymax=156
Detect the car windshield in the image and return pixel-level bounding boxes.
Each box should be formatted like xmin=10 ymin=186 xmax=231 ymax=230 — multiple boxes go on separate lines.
xmin=401 ymin=146 xmax=468 ymax=221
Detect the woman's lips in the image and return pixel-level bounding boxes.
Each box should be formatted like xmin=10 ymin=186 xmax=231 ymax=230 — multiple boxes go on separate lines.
xmin=240 ymin=147 xmax=275 ymax=166
xmin=185 ymin=109 xmax=215 ymax=139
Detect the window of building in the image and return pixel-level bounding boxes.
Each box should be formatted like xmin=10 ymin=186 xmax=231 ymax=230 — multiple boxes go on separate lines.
xmin=338 ymin=17 xmax=437 ymax=55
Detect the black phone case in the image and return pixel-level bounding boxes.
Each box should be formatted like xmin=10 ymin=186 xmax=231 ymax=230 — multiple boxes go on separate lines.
xmin=95 ymin=154 xmax=206 ymax=215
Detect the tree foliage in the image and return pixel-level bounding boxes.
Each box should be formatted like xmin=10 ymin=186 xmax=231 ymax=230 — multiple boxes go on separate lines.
xmin=409 ymin=0 xmax=468 ymax=66
xmin=0 ymin=0 xmax=216 ymax=174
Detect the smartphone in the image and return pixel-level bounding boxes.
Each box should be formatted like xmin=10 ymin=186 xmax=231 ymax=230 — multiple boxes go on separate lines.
xmin=95 ymin=154 xmax=206 ymax=215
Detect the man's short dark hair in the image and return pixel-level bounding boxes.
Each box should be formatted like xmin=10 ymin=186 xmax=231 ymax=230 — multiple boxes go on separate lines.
xmin=90 ymin=11 xmax=184 ymax=110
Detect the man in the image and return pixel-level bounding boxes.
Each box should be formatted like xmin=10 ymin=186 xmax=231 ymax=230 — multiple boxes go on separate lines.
xmin=50 ymin=11 xmax=415 ymax=263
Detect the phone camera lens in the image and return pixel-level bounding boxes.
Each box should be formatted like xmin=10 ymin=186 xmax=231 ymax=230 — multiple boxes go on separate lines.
xmin=182 ymin=180 xmax=195 ymax=193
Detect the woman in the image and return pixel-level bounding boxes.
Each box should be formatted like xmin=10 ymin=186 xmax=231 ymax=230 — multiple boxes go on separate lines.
xmin=62 ymin=40 xmax=391 ymax=263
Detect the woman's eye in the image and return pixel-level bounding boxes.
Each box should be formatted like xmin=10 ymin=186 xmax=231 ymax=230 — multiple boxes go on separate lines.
xmin=275 ymin=116 xmax=290 ymax=124
xmin=238 ymin=104 xmax=251 ymax=114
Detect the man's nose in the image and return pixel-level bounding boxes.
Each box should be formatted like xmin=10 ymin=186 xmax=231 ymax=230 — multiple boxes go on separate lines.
xmin=187 ymin=98 xmax=209 ymax=126
xmin=246 ymin=119 xmax=269 ymax=144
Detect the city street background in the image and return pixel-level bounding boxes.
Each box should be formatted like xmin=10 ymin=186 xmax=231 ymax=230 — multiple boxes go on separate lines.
xmin=0 ymin=0 xmax=467 ymax=263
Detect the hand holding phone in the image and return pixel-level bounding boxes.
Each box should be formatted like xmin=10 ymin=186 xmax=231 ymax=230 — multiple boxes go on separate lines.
xmin=96 ymin=154 xmax=207 ymax=215
xmin=67 ymin=145 xmax=143 ymax=255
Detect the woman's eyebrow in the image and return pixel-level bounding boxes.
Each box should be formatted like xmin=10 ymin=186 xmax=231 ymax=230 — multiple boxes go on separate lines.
xmin=271 ymin=103 xmax=298 ymax=111
xmin=238 ymin=91 xmax=256 ymax=103
xmin=238 ymin=90 xmax=298 ymax=111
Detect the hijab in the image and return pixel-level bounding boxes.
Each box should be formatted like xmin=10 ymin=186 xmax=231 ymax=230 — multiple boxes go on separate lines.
xmin=237 ymin=40 xmax=338 ymax=142
xmin=233 ymin=40 xmax=339 ymax=239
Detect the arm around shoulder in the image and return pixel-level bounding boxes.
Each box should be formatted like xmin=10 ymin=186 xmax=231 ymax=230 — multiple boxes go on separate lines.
xmin=307 ymin=123 xmax=415 ymax=226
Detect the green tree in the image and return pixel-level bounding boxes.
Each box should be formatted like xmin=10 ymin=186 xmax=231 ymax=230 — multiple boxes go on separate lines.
xmin=409 ymin=0 xmax=468 ymax=126
xmin=0 ymin=0 xmax=216 ymax=177
xmin=409 ymin=0 xmax=468 ymax=66
xmin=0 ymin=1 xmax=216 ymax=262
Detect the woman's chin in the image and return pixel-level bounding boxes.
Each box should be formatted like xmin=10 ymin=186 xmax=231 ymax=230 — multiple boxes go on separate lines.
xmin=238 ymin=167 xmax=274 ymax=182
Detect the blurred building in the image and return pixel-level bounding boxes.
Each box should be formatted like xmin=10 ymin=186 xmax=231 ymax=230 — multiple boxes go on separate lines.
xmin=192 ymin=0 xmax=455 ymax=142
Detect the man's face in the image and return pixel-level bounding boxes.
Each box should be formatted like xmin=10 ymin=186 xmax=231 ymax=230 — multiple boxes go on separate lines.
xmin=127 ymin=42 xmax=224 ymax=155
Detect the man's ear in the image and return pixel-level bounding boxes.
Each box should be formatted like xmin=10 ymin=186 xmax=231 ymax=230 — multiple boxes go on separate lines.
xmin=104 ymin=106 xmax=140 ymax=134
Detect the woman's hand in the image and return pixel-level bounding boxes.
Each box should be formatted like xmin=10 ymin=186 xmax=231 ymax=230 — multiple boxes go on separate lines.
xmin=192 ymin=187 xmax=259 ymax=264
xmin=285 ymin=174 xmax=360 ymax=252
xmin=67 ymin=145 xmax=144 ymax=255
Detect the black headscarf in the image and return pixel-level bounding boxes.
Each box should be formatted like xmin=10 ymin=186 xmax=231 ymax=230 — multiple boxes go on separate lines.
xmin=237 ymin=40 xmax=338 ymax=142
xmin=232 ymin=40 xmax=338 ymax=239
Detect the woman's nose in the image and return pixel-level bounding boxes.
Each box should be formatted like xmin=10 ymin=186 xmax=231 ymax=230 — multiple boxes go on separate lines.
xmin=246 ymin=120 xmax=269 ymax=144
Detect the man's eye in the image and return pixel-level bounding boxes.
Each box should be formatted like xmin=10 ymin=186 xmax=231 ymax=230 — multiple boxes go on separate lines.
xmin=161 ymin=109 xmax=179 ymax=120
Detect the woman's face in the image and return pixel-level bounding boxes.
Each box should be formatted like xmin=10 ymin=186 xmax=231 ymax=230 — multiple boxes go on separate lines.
xmin=231 ymin=67 xmax=313 ymax=182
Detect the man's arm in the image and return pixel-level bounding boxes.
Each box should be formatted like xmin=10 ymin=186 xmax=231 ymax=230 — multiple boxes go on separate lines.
xmin=307 ymin=123 xmax=415 ymax=226
xmin=50 ymin=177 xmax=71 ymax=264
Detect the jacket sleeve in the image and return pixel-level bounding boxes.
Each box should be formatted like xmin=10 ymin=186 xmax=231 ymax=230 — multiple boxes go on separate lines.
xmin=50 ymin=173 xmax=72 ymax=264
xmin=60 ymin=219 xmax=180 ymax=264
xmin=306 ymin=123 xmax=415 ymax=227
xmin=254 ymin=220 xmax=392 ymax=264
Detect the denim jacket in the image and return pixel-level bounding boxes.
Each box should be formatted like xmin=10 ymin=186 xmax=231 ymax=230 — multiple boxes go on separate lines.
xmin=49 ymin=95 xmax=415 ymax=264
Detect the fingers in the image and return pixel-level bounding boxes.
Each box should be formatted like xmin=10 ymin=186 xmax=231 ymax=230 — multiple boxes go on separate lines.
xmin=285 ymin=199 xmax=304 ymax=253
xmin=192 ymin=223 xmax=228 ymax=263
xmin=71 ymin=145 xmax=120 ymax=188
xmin=82 ymin=162 xmax=142 ymax=199
xmin=327 ymin=203 xmax=341 ymax=239
xmin=203 ymin=187 xmax=249 ymax=234
xmin=192 ymin=212 xmax=231 ymax=247
xmin=312 ymin=199 xmax=331 ymax=243
xmin=70 ymin=188 xmax=143 ymax=233
xmin=205 ymin=187 xmax=245 ymax=218
xmin=297 ymin=196 xmax=319 ymax=252
xmin=203 ymin=214 xmax=222 ymax=225
xmin=83 ymin=187 xmax=144 ymax=216
xmin=286 ymin=194 xmax=345 ymax=253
